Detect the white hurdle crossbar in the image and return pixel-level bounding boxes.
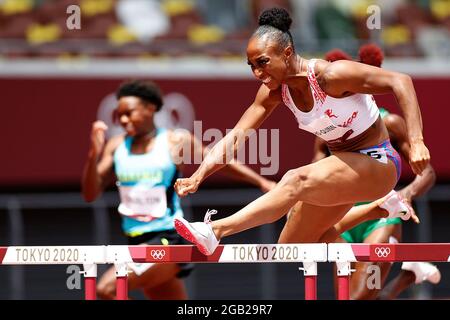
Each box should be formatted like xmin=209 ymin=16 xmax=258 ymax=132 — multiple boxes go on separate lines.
xmin=107 ymin=243 xmax=327 ymax=300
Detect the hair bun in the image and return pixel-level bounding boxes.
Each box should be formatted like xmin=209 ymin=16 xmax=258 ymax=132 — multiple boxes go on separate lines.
xmin=358 ymin=44 xmax=384 ymax=67
xmin=258 ymin=7 xmax=292 ymax=32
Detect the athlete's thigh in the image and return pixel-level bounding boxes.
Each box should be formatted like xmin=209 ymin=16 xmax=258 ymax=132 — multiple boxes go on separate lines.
xmin=301 ymin=152 xmax=397 ymax=206
xmin=278 ymin=201 xmax=354 ymax=243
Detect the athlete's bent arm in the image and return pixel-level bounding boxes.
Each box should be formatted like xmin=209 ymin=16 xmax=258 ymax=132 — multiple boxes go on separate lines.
xmin=321 ymin=60 xmax=430 ymax=176
xmin=175 ymin=85 xmax=280 ymax=196
xmin=383 ymin=114 xmax=436 ymax=201
xmin=170 ymin=130 xmax=276 ymax=193
xmin=82 ymin=121 xmax=121 ymax=202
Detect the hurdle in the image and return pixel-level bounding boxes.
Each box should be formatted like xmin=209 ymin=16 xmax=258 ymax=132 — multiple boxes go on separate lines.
xmin=1 ymin=243 xmax=449 ymax=300
xmin=328 ymin=243 xmax=450 ymax=300
xmin=0 ymin=244 xmax=327 ymax=300
xmin=107 ymin=243 xmax=328 ymax=300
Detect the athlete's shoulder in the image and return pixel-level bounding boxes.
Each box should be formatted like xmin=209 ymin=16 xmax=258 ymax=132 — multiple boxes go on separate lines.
xmin=312 ymin=58 xmax=331 ymax=75
xmin=319 ymin=59 xmax=356 ymax=79
xmin=313 ymin=59 xmax=346 ymax=91
xmin=318 ymin=60 xmax=363 ymax=95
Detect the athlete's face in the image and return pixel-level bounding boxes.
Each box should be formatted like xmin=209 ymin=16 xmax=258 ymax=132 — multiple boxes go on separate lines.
xmin=246 ymin=36 xmax=292 ymax=90
xmin=116 ymin=96 xmax=156 ymax=136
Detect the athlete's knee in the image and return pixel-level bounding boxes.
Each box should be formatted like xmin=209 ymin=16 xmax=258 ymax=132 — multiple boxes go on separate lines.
xmin=278 ymin=167 xmax=313 ymax=199
xmin=97 ymin=281 xmax=116 ymax=300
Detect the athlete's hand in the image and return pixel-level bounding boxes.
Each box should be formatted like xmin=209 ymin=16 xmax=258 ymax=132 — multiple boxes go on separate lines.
xmin=397 ymin=190 xmax=420 ymax=224
xmin=174 ymin=177 xmax=200 ymax=197
xmin=409 ymin=140 xmax=430 ymax=176
xmin=402 ymin=197 xmax=420 ymax=224
xmin=90 ymin=121 xmax=108 ymax=157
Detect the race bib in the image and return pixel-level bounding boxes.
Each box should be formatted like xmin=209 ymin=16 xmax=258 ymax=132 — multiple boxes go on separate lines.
xmin=359 ymin=147 xmax=388 ymax=164
xmin=117 ymin=184 xmax=167 ymax=221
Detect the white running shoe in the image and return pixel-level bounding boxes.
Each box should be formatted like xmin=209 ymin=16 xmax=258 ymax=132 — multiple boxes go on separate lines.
xmin=401 ymin=262 xmax=442 ymax=284
xmin=379 ymin=190 xmax=411 ymax=221
xmin=174 ymin=209 xmax=220 ymax=256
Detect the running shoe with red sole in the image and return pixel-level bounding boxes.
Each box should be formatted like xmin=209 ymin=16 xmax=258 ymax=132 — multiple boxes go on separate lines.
xmin=174 ymin=209 xmax=219 ymax=256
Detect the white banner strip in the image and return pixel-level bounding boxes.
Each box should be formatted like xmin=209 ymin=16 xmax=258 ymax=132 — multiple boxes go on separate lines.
xmin=1 ymin=246 xmax=106 ymax=265
xmin=218 ymin=244 xmax=327 ymax=263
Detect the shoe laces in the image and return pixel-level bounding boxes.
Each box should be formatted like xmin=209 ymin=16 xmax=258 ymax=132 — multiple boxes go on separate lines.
xmin=204 ymin=209 xmax=217 ymax=224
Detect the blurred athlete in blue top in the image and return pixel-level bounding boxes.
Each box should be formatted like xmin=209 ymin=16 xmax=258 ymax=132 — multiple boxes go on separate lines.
xmin=82 ymin=80 xmax=275 ymax=299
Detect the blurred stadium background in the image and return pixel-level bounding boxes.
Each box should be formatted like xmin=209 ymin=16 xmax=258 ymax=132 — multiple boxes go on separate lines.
xmin=0 ymin=0 xmax=449 ymax=299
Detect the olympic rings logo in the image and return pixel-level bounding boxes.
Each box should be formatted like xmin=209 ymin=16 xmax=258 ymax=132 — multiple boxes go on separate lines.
xmin=150 ymin=249 xmax=166 ymax=260
xmin=374 ymin=247 xmax=391 ymax=258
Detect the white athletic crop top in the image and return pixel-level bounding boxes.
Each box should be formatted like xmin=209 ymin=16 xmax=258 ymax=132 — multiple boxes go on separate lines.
xmin=281 ymin=59 xmax=380 ymax=144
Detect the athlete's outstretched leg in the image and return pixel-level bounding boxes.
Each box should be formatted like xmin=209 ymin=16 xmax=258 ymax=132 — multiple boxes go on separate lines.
xmin=175 ymin=152 xmax=397 ymax=255
xmin=318 ymin=191 xmax=414 ymax=243
xmin=318 ymin=202 xmax=386 ymax=243
xmin=212 ymin=153 xmax=397 ymax=240
xmin=278 ymin=201 xmax=354 ymax=243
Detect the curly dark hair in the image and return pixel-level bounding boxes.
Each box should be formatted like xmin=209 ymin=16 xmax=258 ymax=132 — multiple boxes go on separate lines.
xmin=253 ymin=7 xmax=294 ymax=52
xmin=116 ymin=80 xmax=163 ymax=111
